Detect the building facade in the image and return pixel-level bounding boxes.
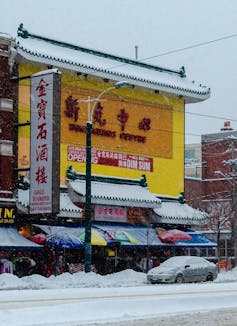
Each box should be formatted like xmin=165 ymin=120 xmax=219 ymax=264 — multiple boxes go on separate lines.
xmin=16 ymin=24 xmax=210 ymax=200
xmin=185 ymin=127 xmax=237 ymax=264
xmin=0 ymin=25 xmax=214 ymax=275
xmin=0 ymin=33 xmax=17 ymax=226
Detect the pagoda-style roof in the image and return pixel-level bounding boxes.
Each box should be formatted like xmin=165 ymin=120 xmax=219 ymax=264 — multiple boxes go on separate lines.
xmin=16 ymin=24 xmax=210 ymax=103
xmin=66 ymin=166 xmax=160 ymax=208
xmin=151 ymin=195 xmax=209 ymax=226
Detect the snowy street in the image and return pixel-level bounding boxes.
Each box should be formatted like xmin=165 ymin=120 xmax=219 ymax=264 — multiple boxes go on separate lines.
xmin=100 ymin=309 xmax=237 ymax=326
xmin=0 ymin=269 xmax=237 ymax=325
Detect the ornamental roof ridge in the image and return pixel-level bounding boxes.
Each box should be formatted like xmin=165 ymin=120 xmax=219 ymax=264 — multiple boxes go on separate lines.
xmin=16 ymin=24 xmax=210 ymax=103
xmin=66 ymin=166 xmax=147 ymax=187
xmin=17 ymin=24 xmax=185 ymax=78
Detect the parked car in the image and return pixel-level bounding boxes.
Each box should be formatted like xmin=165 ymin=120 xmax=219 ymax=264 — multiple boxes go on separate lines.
xmin=147 ymin=256 xmax=218 ymax=284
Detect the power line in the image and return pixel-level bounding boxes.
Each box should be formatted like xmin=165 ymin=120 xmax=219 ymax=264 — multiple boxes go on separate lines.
xmin=138 ymin=33 xmax=237 ymax=62
xmin=108 ymin=33 xmax=237 ymax=70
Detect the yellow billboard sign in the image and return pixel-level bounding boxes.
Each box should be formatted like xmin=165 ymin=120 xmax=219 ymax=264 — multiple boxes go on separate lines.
xmin=61 ymin=93 xmax=172 ymax=158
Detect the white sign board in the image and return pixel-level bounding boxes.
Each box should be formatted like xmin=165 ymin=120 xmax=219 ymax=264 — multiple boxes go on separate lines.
xmin=95 ymin=205 xmax=127 ymax=222
xmin=29 ymin=70 xmax=60 ymax=214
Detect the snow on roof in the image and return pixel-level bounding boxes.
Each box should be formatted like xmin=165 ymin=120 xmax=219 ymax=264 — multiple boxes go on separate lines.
xmin=17 ymin=189 xmax=82 ymax=218
xmin=153 ymin=201 xmax=209 ymax=225
xmin=67 ymin=179 xmax=161 ymax=208
xmin=16 ymin=26 xmax=210 ymax=104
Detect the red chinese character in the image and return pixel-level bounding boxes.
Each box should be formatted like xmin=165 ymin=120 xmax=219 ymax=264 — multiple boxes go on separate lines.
xmin=119 ymin=209 xmax=124 ymax=216
xmin=37 ymin=123 xmax=47 ymax=140
xmin=104 ymin=208 xmax=108 ymax=215
xmin=36 ymin=144 xmax=48 ymax=162
xmin=139 ymin=118 xmax=151 ymax=131
xmin=65 ymin=96 xmax=80 ymax=122
xmin=98 ymin=208 xmax=103 ymax=215
xmin=37 ymin=99 xmax=47 ymax=119
xmin=35 ymin=166 xmax=47 ymax=184
xmin=36 ymin=78 xmax=49 ymax=97
xmin=109 ymin=208 xmax=113 ymax=215
xmin=93 ymin=102 xmax=106 ymax=126
xmin=117 ymin=108 xmax=129 ymax=131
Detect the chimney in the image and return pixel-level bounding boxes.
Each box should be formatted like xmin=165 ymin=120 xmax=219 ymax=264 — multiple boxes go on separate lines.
xmin=221 ymin=121 xmax=233 ymax=131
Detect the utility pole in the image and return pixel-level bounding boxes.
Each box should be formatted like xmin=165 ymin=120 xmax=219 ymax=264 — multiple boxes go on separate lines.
xmin=84 ymin=82 xmax=130 ymax=273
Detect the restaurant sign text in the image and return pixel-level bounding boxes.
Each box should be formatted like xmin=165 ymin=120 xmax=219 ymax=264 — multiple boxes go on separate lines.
xmin=68 ymin=146 xmax=153 ymax=172
xmin=0 ymin=207 xmax=15 ymax=224
xmin=95 ymin=205 xmax=127 ymax=222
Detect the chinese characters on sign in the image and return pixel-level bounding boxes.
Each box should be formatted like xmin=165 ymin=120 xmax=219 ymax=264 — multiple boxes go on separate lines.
xmin=62 ymin=94 xmax=173 ymax=158
xmin=30 ymin=70 xmax=61 ymax=214
xmin=95 ymin=205 xmax=127 ymax=222
xmin=68 ymin=146 xmax=153 ymax=172
xmin=65 ymin=96 xmax=80 ymax=122
xmin=66 ymin=97 xmax=148 ymax=144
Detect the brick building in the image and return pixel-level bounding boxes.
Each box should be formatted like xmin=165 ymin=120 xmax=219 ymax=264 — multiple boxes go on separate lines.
xmin=0 ymin=33 xmax=17 ymax=224
xmin=185 ymin=126 xmax=237 ymax=263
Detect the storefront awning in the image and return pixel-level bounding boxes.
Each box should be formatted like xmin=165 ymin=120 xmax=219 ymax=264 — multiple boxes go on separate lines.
xmin=152 ymin=201 xmax=209 ymax=226
xmin=95 ymin=224 xmax=165 ymax=248
xmin=67 ymin=180 xmax=161 ymax=208
xmin=34 ymin=225 xmax=114 ymax=247
xmin=175 ymin=230 xmax=217 ymax=248
xmin=0 ymin=227 xmax=42 ymax=249
xmin=34 ymin=223 xmax=217 ymax=249
xmin=96 ymin=224 xmax=217 ymax=248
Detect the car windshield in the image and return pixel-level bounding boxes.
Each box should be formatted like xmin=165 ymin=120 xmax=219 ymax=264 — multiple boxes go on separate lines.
xmin=161 ymin=256 xmax=191 ymax=267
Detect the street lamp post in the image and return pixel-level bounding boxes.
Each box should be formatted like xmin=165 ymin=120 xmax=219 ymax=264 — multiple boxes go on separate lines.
xmin=84 ymin=81 xmax=130 ymax=273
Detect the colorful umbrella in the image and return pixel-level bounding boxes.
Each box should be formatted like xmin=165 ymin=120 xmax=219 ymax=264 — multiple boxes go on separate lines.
xmin=158 ymin=229 xmax=192 ymax=243
xmin=105 ymin=229 xmax=138 ymax=244
xmin=46 ymin=232 xmax=84 ymax=249
xmin=29 ymin=233 xmax=46 ymax=245
xmin=74 ymin=229 xmax=111 ymax=246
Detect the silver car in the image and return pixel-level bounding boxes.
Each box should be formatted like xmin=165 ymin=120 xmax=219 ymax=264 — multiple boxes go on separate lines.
xmin=147 ymin=256 xmax=218 ymax=284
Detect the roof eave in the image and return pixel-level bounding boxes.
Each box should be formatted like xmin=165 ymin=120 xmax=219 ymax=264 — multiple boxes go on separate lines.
xmin=17 ymin=47 xmax=210 ymax=103
xmin=151 ymin=215 xmax=208 ymax=226
xmin=67 ymin=181 xmax=160 ymax=208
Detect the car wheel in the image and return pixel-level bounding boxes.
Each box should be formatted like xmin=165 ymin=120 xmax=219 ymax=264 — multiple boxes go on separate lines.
xmin=175 ymin=274 xmax=184 ymax=284
xmin=206 ymin=273 xmax=214 ymax=282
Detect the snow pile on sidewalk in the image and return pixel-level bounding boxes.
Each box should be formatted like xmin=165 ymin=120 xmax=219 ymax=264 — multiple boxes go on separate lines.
xmin=0 ymin=268 xmax=237 ymax=290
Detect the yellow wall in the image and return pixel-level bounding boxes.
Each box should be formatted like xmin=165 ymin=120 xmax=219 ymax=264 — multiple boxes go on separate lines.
xmin=18 ymin=64 xmax=184 ymax=196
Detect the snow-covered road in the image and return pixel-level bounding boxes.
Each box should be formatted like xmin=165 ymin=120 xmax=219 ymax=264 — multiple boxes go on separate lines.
xmin=94 ymin=308 xmax=237 ymax=326
xmin=1 ymin=269 xmax=237 ymax=325
xmin=1 ymin=282 xmax=237 ymax=325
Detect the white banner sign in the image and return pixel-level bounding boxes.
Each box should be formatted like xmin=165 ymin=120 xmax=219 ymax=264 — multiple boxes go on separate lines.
xmin=29 ymin=70 xmax=60 ymax=214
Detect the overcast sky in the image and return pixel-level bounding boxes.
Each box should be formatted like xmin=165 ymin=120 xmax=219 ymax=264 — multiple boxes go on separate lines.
xmin=1 ymin=0 xmax=237 ymax=144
